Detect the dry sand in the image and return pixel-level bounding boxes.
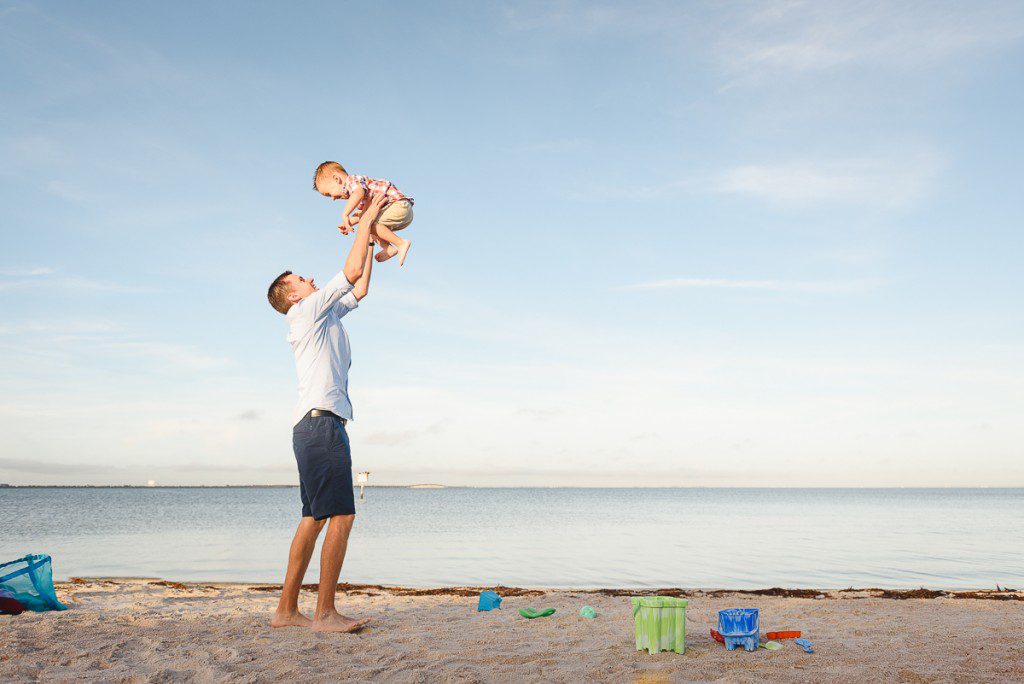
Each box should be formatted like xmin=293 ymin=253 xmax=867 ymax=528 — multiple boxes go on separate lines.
xmin=2 ymin=580 xmax=1023 ymax=682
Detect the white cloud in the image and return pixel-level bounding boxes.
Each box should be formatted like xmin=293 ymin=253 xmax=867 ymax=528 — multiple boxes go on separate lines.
xmin=45 ymin=180 xmax=101 ymax=204
xmin=717 ymin=0 xmax=1024 ymax=76
xmin=58 ymin=275 xmax=154 ymax=293
xmin=364 ymin=421 xmax=445 ymax=446
xmin=499 ymin=1 xmax=1024 ymax=76
xmin=0 ymin=2 xmax=187 ymax=100
xmin=716 ymin=152 xmax=944 ymax=207
xmin=0 ymin=267 xmax=153 ymax=293
xmin=576 ymin=152 xmax=943 ymax=208
xmin=0 ymin=319 xmax=118 ymax=336
xmin=623 ymin=277 xmax=881 ymax=293
xmin=2 ymin=300 xmax=1023 ymax=486
xmin=99 ymin=341 xmax=228 ymax=372
xmin=0 ymin=457 xmax=119 ymax=475
xmin=0 ymin=317 xmax=229 ymax=375
xmin=501 ymin=3 xmax=637 ymax=34
xmin=0 ymin=266 xmax=54 ymax=276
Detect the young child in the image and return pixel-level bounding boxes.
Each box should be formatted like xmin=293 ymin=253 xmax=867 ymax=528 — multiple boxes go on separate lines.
xmin=313 ymin=161 xmax=415 ymax=266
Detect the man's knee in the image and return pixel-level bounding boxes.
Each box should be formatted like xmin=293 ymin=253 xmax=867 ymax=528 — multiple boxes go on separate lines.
xmin=328 ymin=514 xmax=355 ymax=528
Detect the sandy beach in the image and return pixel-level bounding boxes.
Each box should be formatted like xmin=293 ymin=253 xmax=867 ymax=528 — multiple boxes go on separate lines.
xmin=1 ymin=580 xmax=1022 ymax=682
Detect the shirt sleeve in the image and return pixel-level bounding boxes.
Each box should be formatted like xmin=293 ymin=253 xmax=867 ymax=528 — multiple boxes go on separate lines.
xmin=301 ymin=270 xmax=355 ymax=321
xmin=343 ymin=175 xmax=369 ymax=196
xmin=333 ymin=290 xmax=359 ymax=318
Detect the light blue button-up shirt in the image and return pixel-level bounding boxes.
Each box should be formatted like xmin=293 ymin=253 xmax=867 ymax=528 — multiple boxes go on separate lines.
xmin=286 ymin=271 xmax=359 ymax=425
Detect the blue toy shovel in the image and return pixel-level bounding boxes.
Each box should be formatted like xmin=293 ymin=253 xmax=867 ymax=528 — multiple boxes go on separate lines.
xmin=794 ymin=638 xmax=815 ymax=653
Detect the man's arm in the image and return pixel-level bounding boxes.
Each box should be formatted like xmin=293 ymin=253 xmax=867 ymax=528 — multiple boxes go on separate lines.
xmin=351 ymin=239 xmax=375 ymax=301
xmin=299 ymin=191 xmax=386 ymax=320
xmin=342 ymin=191 xmax=387 ymax=284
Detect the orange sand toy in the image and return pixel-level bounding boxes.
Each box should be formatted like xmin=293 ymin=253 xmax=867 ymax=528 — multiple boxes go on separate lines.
xmin=766 ymin=631 xmax=801 ymax=640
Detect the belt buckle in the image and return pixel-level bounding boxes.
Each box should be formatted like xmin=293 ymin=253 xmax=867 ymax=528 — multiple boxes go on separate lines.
xmin=311 ymin=409 xmax=345 ymax=425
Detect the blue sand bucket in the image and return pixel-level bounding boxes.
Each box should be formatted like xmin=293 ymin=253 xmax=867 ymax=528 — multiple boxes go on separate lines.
xmin=718 ymin=607 xmax=759 ymax=651
xmin=0 ymin=554 xmax=68 ymax=612
xmin=477 ymin=590 xmax=502 ymax=611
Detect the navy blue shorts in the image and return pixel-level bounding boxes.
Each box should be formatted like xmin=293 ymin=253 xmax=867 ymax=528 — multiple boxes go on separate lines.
xmin=292 ymin=412 xmax=355 ymax=520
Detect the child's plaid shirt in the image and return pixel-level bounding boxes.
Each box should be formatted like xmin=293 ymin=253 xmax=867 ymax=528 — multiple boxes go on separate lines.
xmin=341 ymin=174 xmax=414 ymax=209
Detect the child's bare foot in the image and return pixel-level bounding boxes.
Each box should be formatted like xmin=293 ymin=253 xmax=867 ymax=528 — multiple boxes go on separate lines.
xmin=396 ymin=238 xmax=411 ymax=266
xmin=271 ymin=610 xmax=312 ymax=628
xmin=311 ymin=612 xmax=370 ymax=633
xmin=375 ymin=245 xmax=398 ymax=263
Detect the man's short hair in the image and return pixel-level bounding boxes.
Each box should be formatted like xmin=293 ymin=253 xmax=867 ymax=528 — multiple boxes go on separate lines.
xmin=313 ymin=161 xmax=347 ymax=190
xmin=268 ymin=271 xmax=295 ymax=314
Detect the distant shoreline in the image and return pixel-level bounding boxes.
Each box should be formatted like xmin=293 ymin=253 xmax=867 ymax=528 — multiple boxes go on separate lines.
xmin=0 ymin=484 xmax=461 ymax=489
xmin=2 ymin=484 xmax=1021 ymax=490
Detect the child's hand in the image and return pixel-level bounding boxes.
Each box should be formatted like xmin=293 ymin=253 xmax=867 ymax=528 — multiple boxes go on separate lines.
xmin=339 ymin=206 xmax=370 ymax=234
xmin=339 ymin=193 xmax=387 ymax=234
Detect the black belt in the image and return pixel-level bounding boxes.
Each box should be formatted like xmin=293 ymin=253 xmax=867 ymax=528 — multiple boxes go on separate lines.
xmin=310 ymin=409 xmax=346 ymax=424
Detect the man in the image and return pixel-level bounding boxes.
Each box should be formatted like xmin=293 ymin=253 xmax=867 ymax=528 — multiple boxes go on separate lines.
xmin=265 ymin=191 xmax=388 ymax=633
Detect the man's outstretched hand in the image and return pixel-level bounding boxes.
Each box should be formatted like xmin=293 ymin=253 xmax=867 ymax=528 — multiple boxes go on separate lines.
xmin=338 ymin=192 xmax=388 ymax=235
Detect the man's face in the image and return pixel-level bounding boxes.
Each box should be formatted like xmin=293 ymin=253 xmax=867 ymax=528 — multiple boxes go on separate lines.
xmin=315 ymin=173 xmax=347 ymax=200
xmin=285 ymin=273 xmax=317 ymax=303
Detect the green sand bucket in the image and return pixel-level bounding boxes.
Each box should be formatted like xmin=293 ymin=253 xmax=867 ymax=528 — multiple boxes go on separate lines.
xmin=631 ymin=596 xmax=688 ymax=655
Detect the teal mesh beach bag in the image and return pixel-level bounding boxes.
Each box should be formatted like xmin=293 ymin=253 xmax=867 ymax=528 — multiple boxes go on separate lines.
xmin=0 ymin=554 xmax=68 ymax=612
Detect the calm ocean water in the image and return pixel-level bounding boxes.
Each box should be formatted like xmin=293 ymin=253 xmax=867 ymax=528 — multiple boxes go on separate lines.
xmin=2 ymin=487 xmax=1022 ymax=589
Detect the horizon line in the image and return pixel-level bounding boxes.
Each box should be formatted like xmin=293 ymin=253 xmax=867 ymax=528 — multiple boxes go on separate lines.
xmin=2 ymin=484 xmax=1021 ymax=490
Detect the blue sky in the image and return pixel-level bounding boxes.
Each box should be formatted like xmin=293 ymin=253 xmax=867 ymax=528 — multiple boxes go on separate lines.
xmin=1 ymin=0 xmax=1022 ymax=486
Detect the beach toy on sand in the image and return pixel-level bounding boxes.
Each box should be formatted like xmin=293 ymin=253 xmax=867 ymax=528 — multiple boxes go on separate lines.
xmin=632 ymin=596 xmax=688 ymax=655
xmin=718 ymin=608 xmax=759 ymax=652
xmin=0 ymin=589 xmax=26 ymax=616
xmin=477 ymin=590 xmax=502 ymax=611
xmin=0 ymin=554 xmax=67 ymax=613
xmin=579 ymin=606 xmax=597 ymax=619
xmin=766 ymin=630 xmax=801 ymax=640
xmin=710 ymin=628 xmax=725 ymax=643
xmin=518 ymin=607 xmax=556 ymax=619
xmin=795 ymin=638 xmax=815 ymax=653
xmin=760 ymin=640 xmax=783 ymax=650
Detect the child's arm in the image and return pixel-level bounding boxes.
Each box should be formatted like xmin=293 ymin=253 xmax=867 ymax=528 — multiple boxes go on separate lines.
xmin=338 ymin=185 xmax=366 ymax=234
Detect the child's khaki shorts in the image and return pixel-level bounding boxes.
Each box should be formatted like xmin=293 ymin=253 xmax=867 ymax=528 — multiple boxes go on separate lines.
xmin=377 ymin=199 xmax=414 ymax=232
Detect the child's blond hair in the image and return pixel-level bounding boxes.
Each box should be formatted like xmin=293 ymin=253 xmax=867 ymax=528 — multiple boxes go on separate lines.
xmin=313 ymin=161 xmax=347 ymax=190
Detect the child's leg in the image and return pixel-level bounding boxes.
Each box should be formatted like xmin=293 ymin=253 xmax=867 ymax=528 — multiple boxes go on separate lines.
xmin=371 ymin=202 xmax=413 ymax=266
xmin=371 ymin=224 xmax=410 ymax=265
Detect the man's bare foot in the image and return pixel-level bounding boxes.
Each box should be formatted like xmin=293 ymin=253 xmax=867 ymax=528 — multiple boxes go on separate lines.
xmin=396 ymin=239 xmax=411 ymax=266
xmin=271 ymin=610 xmax=312 ymax=628
xmin=311 ymin=612 xmax=370 ymax=633
xmin=375 ymin=245 xmax=398 ymax=263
